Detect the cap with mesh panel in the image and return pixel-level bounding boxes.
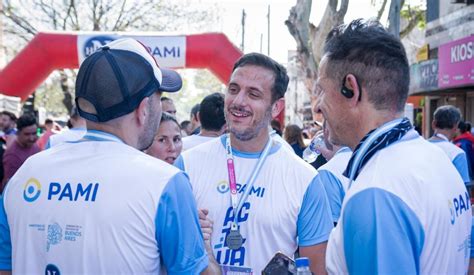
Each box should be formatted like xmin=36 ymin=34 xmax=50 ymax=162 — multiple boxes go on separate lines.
xmin=75 ymin=38 xmax=182 ymax=122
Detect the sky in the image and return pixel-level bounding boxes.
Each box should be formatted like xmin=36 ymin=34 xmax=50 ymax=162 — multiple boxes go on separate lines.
xmin=203 ymin=0 xmax=380 ymax=64
xmin=198 ymin=0 xmax=424 ymax=64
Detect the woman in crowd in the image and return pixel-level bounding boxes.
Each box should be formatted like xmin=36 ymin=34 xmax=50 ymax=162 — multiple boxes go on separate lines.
xmin=146 ymin=112 xmax=183 ymax=164
xmin=284 ymin=124 xmax=306 ymax=159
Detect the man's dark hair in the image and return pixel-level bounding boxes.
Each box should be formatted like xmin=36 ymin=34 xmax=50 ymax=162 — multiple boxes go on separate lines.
xmin=17 ymin=114 xmax=37 ymax=132
xmin=232 ymin=53 xmax=289 ymax=103
xmin=323 ymin=19 xmax=409 ymax=112
xmin=161 ymin=96 xmax=173 ymax=102
xmin=199 ymin=93 xmax=226 ymax=131
xmin=180 ymin=120 xmax=191 ymax=129
xmin=433 ymin=105 xmax=461 ymax=129
xmin=191 ymin=104 xmax=200 ymax=118
xmin=1 ymin=111 xmax=17 ymax=122
xmin=459 ymin=121 xmax=470 ymax=134
xmin=45 ymin=119 xmax=54 ymax=125
xmin=466 ymin=122 xmax=472 ymax=132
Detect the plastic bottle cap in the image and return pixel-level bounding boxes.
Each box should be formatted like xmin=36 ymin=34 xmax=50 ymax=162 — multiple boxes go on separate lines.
xmin=295 ymin=257 xmax=310 ymax=268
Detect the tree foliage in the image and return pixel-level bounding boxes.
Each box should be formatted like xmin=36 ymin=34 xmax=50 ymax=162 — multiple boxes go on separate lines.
xmin=285 ymin=0 xmax=349 ymax=93
xmin=286 ymin=0 xmax=425 ymax=97
xmin=1 ymin=0 xmax=219 ymax=116
xmin=372 ymin=0 xmax=426 ymax=39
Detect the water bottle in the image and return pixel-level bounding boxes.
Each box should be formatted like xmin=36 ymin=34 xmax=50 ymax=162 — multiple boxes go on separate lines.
xmin=295 ymin=257 xmax=312 ymax=275
xmin=302 ymin=133 xmax=324 ymax=163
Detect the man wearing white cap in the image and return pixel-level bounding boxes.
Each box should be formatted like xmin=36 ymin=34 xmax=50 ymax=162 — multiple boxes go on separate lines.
xmin=0 ymin=38 xmax=218 ymax=274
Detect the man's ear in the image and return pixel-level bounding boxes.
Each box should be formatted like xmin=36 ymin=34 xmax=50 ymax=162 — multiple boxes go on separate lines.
xmin=136 ymin=97 xmax=150 ymax=126
xmin=344 ymin=74 xmax=362 ymax=107
xmin=271 ymin=98 xmax=285 ymax=118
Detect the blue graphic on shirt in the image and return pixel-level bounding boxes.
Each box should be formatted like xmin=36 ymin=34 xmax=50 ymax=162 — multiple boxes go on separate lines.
xmin=45 ymin=264 xmax=61 ymax=275
xmin=215 ymin=202 xmax=251 ymax=266
xmin=23 ymin=178 xmax=42 ymax=202
xmin=47 ymin=182 xmax=99 ymax=202
xmin=215 ymin=181 xmax=266 ymax=198
xmin=450 ymin=191 xmax=470 ymax=225
xmin=47 ymin=223 xmax=63 ymax=252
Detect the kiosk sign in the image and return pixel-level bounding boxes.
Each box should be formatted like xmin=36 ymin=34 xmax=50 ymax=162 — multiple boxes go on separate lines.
xmin=438 ymin=35 xmax=473 ymax=88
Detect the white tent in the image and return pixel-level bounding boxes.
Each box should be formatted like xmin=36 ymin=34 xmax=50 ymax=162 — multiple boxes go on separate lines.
xmin=0 ymin=94 xmax=21 ymax=116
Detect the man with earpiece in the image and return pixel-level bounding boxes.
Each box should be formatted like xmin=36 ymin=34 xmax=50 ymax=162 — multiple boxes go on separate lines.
xmin=314 ymin=19 xmax=471 ymax=274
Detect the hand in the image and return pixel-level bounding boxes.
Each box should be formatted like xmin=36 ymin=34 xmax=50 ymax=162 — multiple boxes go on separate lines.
xmin=198 ymin=209 xmax=221 ymax=275
xmin=198 ymin=209 xmax=214 ymax=255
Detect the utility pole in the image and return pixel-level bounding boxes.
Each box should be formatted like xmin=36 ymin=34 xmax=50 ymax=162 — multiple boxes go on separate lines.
xmin=267 ymin=5 xmax=270 ymax=56
xmin=241 ymin=9 xmax=246 ymax=52
xmin=388 ymin=0 xmax=401 ymax=37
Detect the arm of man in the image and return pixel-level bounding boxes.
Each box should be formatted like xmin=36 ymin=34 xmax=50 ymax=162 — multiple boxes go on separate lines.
xmin=2 ymin=153 xmax=20 ymax=187
xmin=155 ymin=172 xmax=219 ymax=275
xmin=342 ymin=188 xmax=424 ymax=273
xmin=297 ymin=175 xmax=334 ymax=275
xmin=0 ymin=196 xmax=12 ymax=273
xmin=452 ymin=152 xmax=471 ymax=184
xmin=317 ymin=170 xmax=346 ymax=224
xmin=198 ymin=209 xmax=221 ymax=275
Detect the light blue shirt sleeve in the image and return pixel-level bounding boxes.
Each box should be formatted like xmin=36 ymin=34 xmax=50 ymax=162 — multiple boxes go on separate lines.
xmin=453 ymin=153 xmax=471 ymax=184
xmin=173 ymin=155 xmax=185 ymax=171
xmin=0 ymin=196 xmax=12 ymax=270
xmin=343 ymin=188 xmax=425 ymax=274
xmin=471 ymin=217 xmax=474 ymax=259
xmin=297 ymin=175 xmax=334 ymax=246
xmin=317 ymin=170 xmax=346 ymax=223
xmin=155 ymin=172 xmax=208 ymax=274
xmin=45 ymin=138 xmax=52 ymax=150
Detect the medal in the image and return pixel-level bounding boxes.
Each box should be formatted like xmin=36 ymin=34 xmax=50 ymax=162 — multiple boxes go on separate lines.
xmin=224 ymin=134 xmax=272 ymax=251
xmin=226 ymin=229 xmax=243 ymax=250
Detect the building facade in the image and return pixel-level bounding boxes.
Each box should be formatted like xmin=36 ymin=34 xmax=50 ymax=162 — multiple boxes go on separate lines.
xmin=410 ymin=0 xmax=473 ymax=137
xmin=284 ymin=50 xmax=312 ymax=128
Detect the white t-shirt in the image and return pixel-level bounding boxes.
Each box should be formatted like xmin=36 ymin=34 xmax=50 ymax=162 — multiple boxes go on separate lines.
xmin=182 ymin=134 xmax=217 ymax=151
xmin=0 ymin=130 xmax=208 ymax=274
xmin=429 ymin=139 xmax=471 ymax=184
xmin=45 ymin=128 xmax=87 ymax=149
xmin=326 ymin=130 xmax=472 ymax=274
xmin=176 ymin=135 xmax=333 ymax=274
xmin=316 ymin=147 xmax=352 ymax=223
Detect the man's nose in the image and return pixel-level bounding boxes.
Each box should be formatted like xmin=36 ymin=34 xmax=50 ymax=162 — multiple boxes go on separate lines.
xmin=232 ymin=91 xmax=247 ymax=106
xmin=313 ymin=97 xmax=323 ymax=115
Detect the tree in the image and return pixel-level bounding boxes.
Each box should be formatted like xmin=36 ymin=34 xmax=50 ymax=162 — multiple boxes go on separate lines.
xmin=286 ymin=0 xmax=425 ymax=98
xmin=372 ymin=0 xmax=426 ymax=38
xmin=1 ymin=0 xmax=219 ymax=115
xmin=285 ymin=0 xmax=349 ymax=93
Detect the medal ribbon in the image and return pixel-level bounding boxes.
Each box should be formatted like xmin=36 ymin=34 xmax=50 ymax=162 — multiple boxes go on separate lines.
xmin=225 ymin=133 xmax=273 ymax=230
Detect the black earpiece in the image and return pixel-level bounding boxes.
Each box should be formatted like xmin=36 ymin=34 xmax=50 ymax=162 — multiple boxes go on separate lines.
xmin=340 ymin=76 xmax=354 ymax=98
xmin=341 ymin=86 xmax=354 ymax=98
xmin=340 ymin=74 xmax=363 ymax=101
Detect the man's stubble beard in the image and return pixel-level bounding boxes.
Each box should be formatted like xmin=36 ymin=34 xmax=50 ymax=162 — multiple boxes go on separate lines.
xmin=226 ymin=106 xmax=273 ymax=142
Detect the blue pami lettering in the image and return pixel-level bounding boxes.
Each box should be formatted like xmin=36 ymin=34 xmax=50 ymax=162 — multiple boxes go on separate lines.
xmin=48 ymin=182 xmax=99 ymax=202
xmin=216 ymin=202 xmax=250 ymax=266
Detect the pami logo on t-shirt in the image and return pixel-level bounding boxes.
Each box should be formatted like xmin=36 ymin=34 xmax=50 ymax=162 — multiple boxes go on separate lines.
xmin=22 ymin=178 xmax=99 ymax=202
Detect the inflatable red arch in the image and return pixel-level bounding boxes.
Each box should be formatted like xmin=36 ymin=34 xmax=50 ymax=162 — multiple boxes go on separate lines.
xmin=0 ymin=32 xmax=285 ymax=124
xmin=0 ymin=32 xmax=243 ymax=100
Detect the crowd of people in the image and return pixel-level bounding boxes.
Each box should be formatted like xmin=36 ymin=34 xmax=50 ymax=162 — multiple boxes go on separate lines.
xmin=0 ymin=18 xmax=472 ymax=274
